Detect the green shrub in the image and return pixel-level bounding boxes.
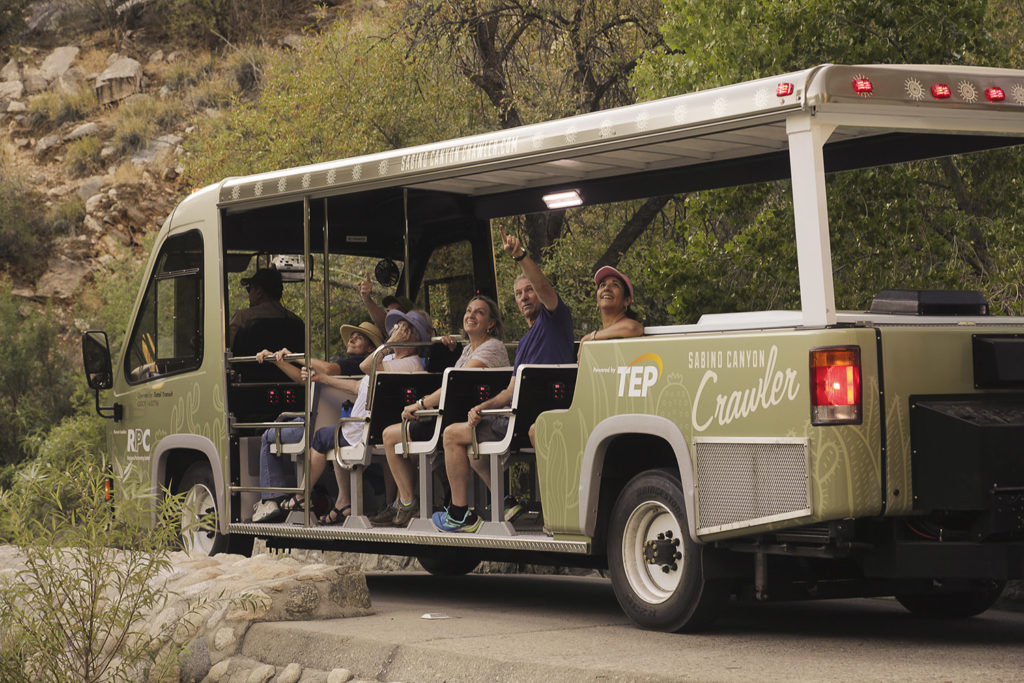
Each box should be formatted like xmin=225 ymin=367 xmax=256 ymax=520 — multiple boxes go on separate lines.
xmin=0 ymin=458 xmax=196 ymax=681
xmin=112 ymin=96 xmax=158 ymax=154
xmin=63 ymin=136 xmax=103 ymax=178
xmin=0 ymin=161 xmax=52 ymax=275
xmin=25 ymin=85 xmax=98 ymax=133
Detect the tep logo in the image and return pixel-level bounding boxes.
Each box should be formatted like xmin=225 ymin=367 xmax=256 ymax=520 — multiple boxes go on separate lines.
xmin=616 ymin=353 xmax=663 ymax=397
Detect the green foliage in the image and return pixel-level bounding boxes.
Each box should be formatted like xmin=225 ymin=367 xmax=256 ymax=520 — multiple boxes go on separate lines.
xmin=147 ymin=0 xmax=301 ymax=47
xmin=25 ymin=85 xmax=99 ymax=133
xmin=0 ymin=459 xmax=194 ymax=681
xmin=0 ymin=289 xmax=78 ymax=469
xmin=0 ymin=0 xmax=29 ymax=55
xmin=623 ymin=0 xmax=1024 ymax=320
xmin=0 ymin=159 xmax=54 ymax=276
xmin=112 ymin=95 xmax=159 ymax=155
xmin=64 ymin=136 xmax=103 ymax=178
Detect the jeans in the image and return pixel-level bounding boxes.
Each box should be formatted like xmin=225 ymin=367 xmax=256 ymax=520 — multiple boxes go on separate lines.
xmin=259 ymin=417 xmax=304 ymax=501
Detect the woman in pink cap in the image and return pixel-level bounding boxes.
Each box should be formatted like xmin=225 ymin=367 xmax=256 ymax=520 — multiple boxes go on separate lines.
xmin=579 ymin=265 xmax=644 ymax=358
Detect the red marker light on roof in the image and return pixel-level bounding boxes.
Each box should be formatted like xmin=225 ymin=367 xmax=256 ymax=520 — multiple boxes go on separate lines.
xmin=776 ymin=82 xmax=794 ymax=97
xmin=986 ymin=87 xmax=1006 ymax=102
xmin=931 ymin=84 xmax=951 ymax=99
xmin=852 ymin=78 xmax=873 ymax=94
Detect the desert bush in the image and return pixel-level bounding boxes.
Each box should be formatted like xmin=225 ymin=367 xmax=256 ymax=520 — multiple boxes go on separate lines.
xmin=25 ymin=85 xmax=99 ymax=132
xmin=48 ymin=195 xmax=87 ymax=237
xmin=0 ymin=458 xmax=198 ymax=681
xmin=0 ymin=159 xmax=53 ymax=275
xmin=112 ymin=96 xmax=159 ymax=154
xmin=146 ymin=0 xmax=300 ymax=47
xmin=0 ymin=289 xmax=78 ymax=469
xmin=64 ymin=136 xmax=103 ymax=178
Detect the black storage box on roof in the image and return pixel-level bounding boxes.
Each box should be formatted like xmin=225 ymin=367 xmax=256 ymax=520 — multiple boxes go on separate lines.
xmin=869 ymin=289 xmax=989 ymax=316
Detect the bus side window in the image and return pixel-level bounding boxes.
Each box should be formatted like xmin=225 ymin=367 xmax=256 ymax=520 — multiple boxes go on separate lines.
xmin=124 ymin=230 xmax=204 ymax=384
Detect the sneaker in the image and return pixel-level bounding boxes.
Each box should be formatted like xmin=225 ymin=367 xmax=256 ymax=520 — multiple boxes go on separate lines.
xmin=503 ymin=496 xmax=524 ymax=523
xmin=432 ymin=507 xmax=481 ymax=533
xmin=368 ymin=501 xmax=399 ymax=526
xmin=391 ymin=499 xmax=419 ymax=527
xmin=252 ymin=498 xmax=285 ymax=523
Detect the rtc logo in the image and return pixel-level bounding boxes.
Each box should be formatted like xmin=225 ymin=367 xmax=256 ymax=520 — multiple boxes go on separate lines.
xmin=616 ymin=353 xmax=663 ymax=398
xmin=126 ymin=428 xmax=151 ymax=453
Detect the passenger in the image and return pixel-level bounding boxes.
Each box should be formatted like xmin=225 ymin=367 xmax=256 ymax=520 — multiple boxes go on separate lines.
xmin=311 ymin=309 xmax=432 ymax=524
xmin=359 ymin=273 xmax=414 ymax=338
xmin=227 ymin=267 xmax=302 ymax=347
xmin=370 ymin=295 xmax=511 ymax=527
xmin=433 ymin=226 xmax=574 ymax=533
xmin=250 ymin=321 xmax=383 ymax=523
xmin=577 ymin=265 xmax=644 ymax=358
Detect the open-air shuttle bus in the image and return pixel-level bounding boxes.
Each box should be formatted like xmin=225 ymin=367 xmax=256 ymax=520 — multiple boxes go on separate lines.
xmin=83 ymin=64 xmax=1024 ymax=631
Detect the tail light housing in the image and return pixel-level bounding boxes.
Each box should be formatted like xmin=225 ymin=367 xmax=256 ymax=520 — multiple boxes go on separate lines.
xmin=810 ymin=346 xmax=862 ymax=425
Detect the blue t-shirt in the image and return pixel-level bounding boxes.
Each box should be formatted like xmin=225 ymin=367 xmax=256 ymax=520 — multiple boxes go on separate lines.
xmin=514 ymin=297 xmax=574 ymax=370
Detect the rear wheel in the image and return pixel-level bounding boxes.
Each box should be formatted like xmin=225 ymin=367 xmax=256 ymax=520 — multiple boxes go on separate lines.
xmin=896 ymin=580 xmax=1005 ymax=618
xmin=607 ymin=469 xmax=724 ymax=632
xmin=178 ymin=462 xmax=253 ymax=556
xmin=416 ymin=553 xmax=481 ymax=576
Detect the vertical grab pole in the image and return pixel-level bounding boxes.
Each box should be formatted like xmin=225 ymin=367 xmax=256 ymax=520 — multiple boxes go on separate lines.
xmin=322 ymin=199 xmax=330 ymax=367
xmin=787 ymin=114 xmax=837 ymax=328
xmin=302 ymin=196 xmax=313 ymax=527
xmin=403 ymin=188 xmax=411 ymax=300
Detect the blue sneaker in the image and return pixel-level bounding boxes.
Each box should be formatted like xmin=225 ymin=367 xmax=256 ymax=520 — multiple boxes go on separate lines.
xmin=432 ymin=507 xmax=482 ymax=533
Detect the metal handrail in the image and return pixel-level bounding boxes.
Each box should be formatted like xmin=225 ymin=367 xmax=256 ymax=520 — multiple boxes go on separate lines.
xmin=399 ymin=407 xmax=441 ymax=457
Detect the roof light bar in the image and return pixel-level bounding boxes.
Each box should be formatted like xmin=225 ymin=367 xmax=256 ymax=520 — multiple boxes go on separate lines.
xmin=542 ymin=190 xmax=583 ymax=209
xmin=776 ymin=82 xmax=794 ymax=97
xmin=931 ymin=84 xmax=951 ymax=99
xmin=986 ymin=87 xmax=1006 ymax=102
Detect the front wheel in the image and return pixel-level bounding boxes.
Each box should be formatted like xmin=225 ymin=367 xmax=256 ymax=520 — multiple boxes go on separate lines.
xmin=896 ymin=580 xmax=1005 ymax=618
xmin=178 ymin=462 xmax=253 ymax=557
xmin=607 ymin=469 xmax=724 ymax=632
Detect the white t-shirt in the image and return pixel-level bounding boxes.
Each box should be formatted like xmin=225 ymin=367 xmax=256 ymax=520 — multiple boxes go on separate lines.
xmin=342 ymin=352 xmax=423 ymax=445
xmin=455 ymin=336 xmax=511 ymax=369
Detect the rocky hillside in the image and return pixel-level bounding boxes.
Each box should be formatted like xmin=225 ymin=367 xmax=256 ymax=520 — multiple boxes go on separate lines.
xmin=0 ymin=2 xmax=331 ymax=316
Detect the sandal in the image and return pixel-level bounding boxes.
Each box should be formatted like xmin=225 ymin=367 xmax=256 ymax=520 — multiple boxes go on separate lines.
xmin=280 ymin=495 xmax=304 ymax=512
xmin=318 ymin=504 xmax=350 ymax=525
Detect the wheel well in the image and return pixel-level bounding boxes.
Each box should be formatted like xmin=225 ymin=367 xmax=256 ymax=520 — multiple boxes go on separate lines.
xmin=593 ymin=433 xmax=679 ymax=556
xmin=162 ymin=449 xmax=209 ymax=494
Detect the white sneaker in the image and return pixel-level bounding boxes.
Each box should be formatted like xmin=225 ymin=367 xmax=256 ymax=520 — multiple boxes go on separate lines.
xmin=252 ymin=498 xmax=283 ymax=523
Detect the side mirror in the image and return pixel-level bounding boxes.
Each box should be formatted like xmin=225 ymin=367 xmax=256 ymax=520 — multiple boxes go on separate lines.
xmin=82 ymin=330 xmax=113 ymax=390
xmin=82 ymin=330 xmax=121 ymax=420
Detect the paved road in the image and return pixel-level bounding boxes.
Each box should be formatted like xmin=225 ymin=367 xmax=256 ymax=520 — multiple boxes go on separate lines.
xmin=244 ymin=571 xmax=1024 ymax=681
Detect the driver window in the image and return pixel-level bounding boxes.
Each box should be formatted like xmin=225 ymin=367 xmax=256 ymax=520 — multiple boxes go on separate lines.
xmin=124 ymin=230 xmax=204 ymax=384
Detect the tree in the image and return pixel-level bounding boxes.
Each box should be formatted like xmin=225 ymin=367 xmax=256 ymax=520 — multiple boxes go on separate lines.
xmin=398 ymin=0 xmax=670 ymax=261
xmin=627 ymin=0 xmax=1024 ymax=320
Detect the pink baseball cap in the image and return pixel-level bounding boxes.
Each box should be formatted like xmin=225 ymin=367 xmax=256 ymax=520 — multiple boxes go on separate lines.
xmin=593 ymin=265 xmax=634 ymax=299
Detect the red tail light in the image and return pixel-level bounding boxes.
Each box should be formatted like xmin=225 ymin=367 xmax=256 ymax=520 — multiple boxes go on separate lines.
xmin=810 ymin=347 xmax=862 ymax=425
xmin=986 ymin=87 xmax=1005 ymax=102
xmin=931 ymin=84 xmax=951 ymax=99
xmin=104 ymin=476 xmax=114 ymax=502
xmin=852 ymin=78 xmax=873 ymax=94
xmin=776 ymin=82 xmax=794 ymax=97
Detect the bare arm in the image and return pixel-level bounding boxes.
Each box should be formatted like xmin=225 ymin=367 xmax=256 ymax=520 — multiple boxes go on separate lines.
xmin=359 ymin=274 xmax=387 ymax=335
xmin=500 ymin=225 xmax=559 ymax=312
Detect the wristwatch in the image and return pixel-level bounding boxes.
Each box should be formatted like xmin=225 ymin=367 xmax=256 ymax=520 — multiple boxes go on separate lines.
xmin=512 ymin=249 xmax=527 ymax=262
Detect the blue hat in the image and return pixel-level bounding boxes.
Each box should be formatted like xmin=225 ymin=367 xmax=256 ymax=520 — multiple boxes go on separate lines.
xmin=384 ymin=309 xmax=432 ymax=344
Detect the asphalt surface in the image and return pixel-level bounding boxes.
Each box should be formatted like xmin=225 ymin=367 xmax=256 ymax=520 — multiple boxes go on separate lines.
xmin=242 ymin=572 xmax=1024 ymax=682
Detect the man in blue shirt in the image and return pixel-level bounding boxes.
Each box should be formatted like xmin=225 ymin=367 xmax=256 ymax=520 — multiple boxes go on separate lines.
xmin=434 ymin=226 xmax=574 ymax=532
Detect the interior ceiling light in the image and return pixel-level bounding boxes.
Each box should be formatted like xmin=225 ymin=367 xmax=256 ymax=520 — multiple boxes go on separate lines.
xmin=542 ymin=190 xmax=583 ymax=209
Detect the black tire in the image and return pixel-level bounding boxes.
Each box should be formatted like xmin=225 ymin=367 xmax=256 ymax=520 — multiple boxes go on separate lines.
xmin=896 ymin=581 xmax=1005 ymax=618
xmin=177 ymin=462 xmax=253 ymax=557
xmin=417 ymin=553 xmax=481 ymax=576
xmin=607 ymin=469 xmax=724 ymax=632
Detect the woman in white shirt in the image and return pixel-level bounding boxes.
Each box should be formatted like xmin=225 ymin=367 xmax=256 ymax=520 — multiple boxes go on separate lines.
xmin=370 ymin=295 xmax=510 ymax=527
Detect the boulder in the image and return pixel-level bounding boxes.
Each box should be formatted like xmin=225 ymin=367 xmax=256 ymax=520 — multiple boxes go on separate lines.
xmin=1 ymin=59 xmax=20 ymax=82
xmin=34 ymin=133 xmax=60 ymax=156
xmin=35 ymin=256 xmax=91 ymax=299
xmin=22 ymin=69 xmax=48 ymax=94
xmin=94 ymin=57 xmax=143 ymax=105
xmin=64 ymin=122 xmax=101 ymax=142
xmin=39 ymin=46 xmax=79 ymax=82
xmin=7 ymin=101 xmax=26 ymax=114
xmin=0 ymin=80 xmax=24 ymax=102
xmin=280 ymin=34 xmax=306 ymax=51
xmin=78 ymin=176 xmax=107 ymax=201
xmin=57 ymin=68 xmax=86 ymax=94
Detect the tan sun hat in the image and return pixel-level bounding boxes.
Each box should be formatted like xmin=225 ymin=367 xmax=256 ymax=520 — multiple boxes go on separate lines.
xmin=340 ymin=321 xmax=384 ymax=349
